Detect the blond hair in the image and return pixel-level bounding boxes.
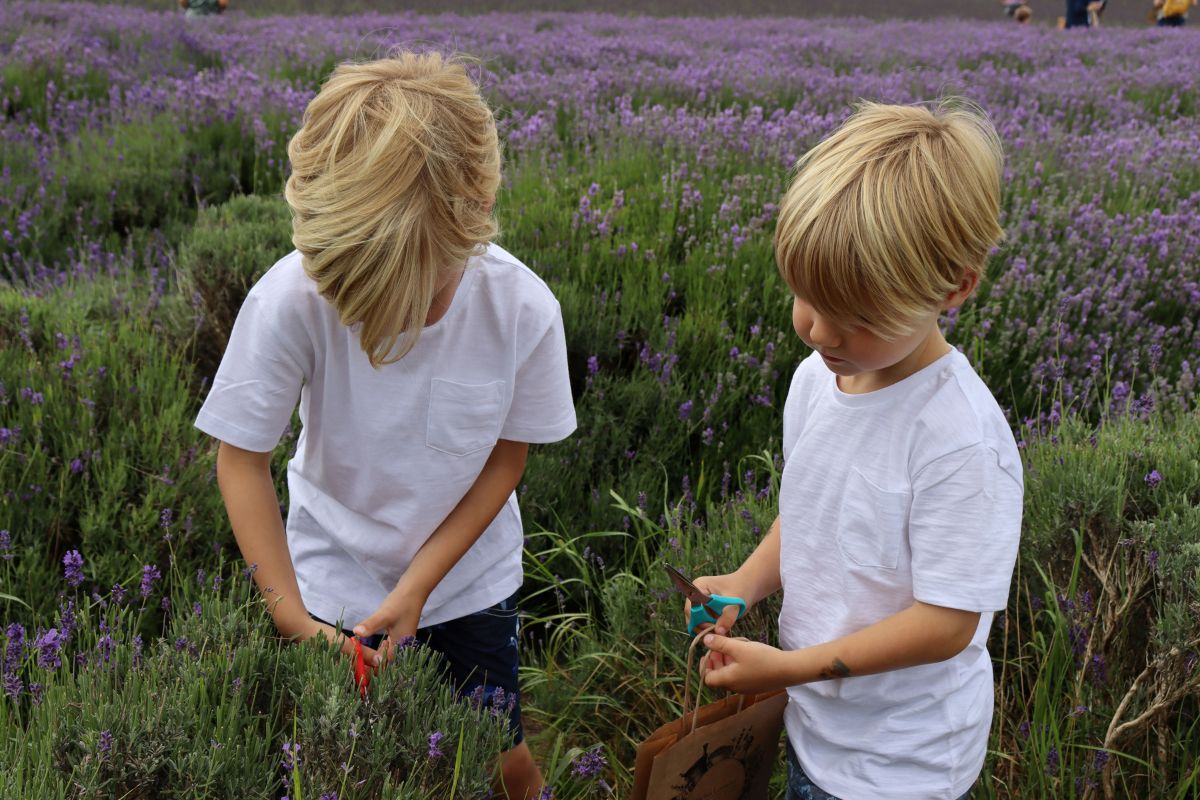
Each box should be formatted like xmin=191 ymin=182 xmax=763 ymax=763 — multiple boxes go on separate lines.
xmin=774 ymin=100 xmax=1004 ymax=340
xmin=285 ymin=51 xmax=501 ymax=367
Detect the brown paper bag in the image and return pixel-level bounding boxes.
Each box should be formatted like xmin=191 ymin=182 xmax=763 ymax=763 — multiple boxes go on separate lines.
xmin=631 ymin=632 xmax=787 ymax=800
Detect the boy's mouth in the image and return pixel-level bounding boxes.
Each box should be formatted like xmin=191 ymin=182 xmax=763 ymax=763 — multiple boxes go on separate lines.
xmin=820 ymin=352 xmax=845 ymax=364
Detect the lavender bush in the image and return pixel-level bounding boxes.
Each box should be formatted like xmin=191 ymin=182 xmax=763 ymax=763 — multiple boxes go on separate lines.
xmin=0 ymin=562 xmax=512 ymax=799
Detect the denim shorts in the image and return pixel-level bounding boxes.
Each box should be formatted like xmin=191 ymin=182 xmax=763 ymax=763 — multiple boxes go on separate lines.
xmin=313 ymin=591 xmax=525 ymax=746
xmin=786 ymin=739 xmax=973 ymax=800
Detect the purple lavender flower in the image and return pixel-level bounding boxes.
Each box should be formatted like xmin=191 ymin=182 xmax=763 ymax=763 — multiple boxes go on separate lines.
xmin=1144 ymin=470 xmax=1162 ymax=489
xmin=62 ymin=550 xmax=84 ymax=587
xmin=586 ymin=355 xmax=599 ymax=376
xmin=98 ymin=730 xmax=113 ymax=756
xmin=96 ymin=634 xmax=114 ymax=664
xmin=2 ymin=672 xmax=22 ymax=701
xmin=569 ymin=746 xmax=607 ymax=779
xmin=34 ymin=628 xmax=65 ymax=669
xmin=427 ymin=731 xmax=445 ymax=759
xmin=678 ymin=400 xmax=693 ymax=420
xmin=281 ymin=741 xmax=299 ymax=771
xmin=140 ymin=564 xmax=161 ymax=599
xmin=0 ymin=529 xmax=11 ymax=560
xmin=4 ymin=623 xmax=25 ymax=674
xmin=1045 ymin=746 xmax=1060 ymax=776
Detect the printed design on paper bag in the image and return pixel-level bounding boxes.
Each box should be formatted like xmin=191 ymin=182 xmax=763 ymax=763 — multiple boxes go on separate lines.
xmin=671 ymin=727 xmax=761 ymax=799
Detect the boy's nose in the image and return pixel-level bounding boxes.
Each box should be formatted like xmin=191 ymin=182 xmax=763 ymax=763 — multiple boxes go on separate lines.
xmin=808 ymin=316 xmax=841 ymax=349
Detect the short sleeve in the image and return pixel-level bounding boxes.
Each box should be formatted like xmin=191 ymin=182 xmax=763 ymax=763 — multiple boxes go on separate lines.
xmin=909 ymin=443 xmax=1023 ymax=612
xmin=499 ymin=304 xmax=576 ymax=443
xmin=782 ymin=369 xmax=803 ymax=462
xmin=782 ymin=355 xmax=819 ymax=462
xmin=194 ymin=287 xmax=310 ymax=452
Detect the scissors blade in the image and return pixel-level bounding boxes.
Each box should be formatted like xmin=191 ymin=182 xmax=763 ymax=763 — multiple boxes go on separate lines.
xmin=664 ymin=562 xmax=712 ymax=606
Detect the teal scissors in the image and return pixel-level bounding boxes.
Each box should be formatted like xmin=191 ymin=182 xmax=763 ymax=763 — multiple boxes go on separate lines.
xmin=664 ymin=562 xmax=747 ymax=635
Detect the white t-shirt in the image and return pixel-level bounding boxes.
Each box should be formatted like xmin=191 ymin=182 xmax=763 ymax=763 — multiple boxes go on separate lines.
xmin=195 ymin=244 xmax=577 ymax=628
xmin=778 ymin=349 xmax=1022 ymax=800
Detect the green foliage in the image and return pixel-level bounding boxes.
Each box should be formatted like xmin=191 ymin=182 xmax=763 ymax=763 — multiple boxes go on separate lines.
xmin=0 ymin=565 xmax=509 ymax=799
xmin=1 ymin=110 xmax=290 ymax=275
xmin=174 ymin=194 xmax=294 ymax=377
xmin=0 ymin=274 xmax=229 ymax=624
xmin=521 ymin=460 xmax=784 ymax=792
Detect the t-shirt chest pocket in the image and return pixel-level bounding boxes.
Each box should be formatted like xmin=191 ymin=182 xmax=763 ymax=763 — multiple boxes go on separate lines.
xmin=835 ymin=468 xmax=911 ymax=570
xmin=426 ymin=378 xmax=506 ymax=457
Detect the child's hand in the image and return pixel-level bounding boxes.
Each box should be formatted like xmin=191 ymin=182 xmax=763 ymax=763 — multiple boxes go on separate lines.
xmin=303 ymin=619 xmax=384 ymax=674
xmin=688 ymin=574 xmax=749 ymax=636
xmin=700 ymin=633 xmax=791 ymax=695
xmin=352 ymin=587 xmax=424 ymax=665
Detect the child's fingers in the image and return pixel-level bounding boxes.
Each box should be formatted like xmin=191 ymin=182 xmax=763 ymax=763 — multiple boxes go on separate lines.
xmin=702 ymin=632 xmax=731 ymax=653
xmin=360 ymin=641 xmax=383 ymax=670
xmin=713 ymin=604 xmax=741 ymax=636
xmin=352 ymin=616 xmax=386 ymax=638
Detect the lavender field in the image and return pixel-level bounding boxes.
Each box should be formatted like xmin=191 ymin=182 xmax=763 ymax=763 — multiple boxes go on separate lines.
xmin=1 ymin=2 xmax=1199 ymax=798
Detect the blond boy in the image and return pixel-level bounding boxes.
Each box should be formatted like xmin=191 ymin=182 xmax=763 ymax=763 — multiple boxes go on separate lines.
xmin=694 ymin=103 xmax=1023 ymax=799
xmin=196 ymin=53 xmax=576 ymax=799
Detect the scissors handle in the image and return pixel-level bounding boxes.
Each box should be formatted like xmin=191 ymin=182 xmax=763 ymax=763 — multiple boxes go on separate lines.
xmin=688 ymin=594 xmax=747 ymax=635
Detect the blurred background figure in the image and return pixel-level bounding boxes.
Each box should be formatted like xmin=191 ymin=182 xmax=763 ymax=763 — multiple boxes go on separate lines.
xmin=1064 ymin=0 xmax=1091 ymax=26
xmin=1001 ymin=0 xmax=1025 ymax=15
xmin=179 ymin=0 xmax=228 ymax=17
xmin=1015 ymin=4 xmax=1034 ymax=22
xmin=1088 ymin=0 xmax=1107 ymax=24
xmin=1154 ymin=0 xmax=1196 ymax=25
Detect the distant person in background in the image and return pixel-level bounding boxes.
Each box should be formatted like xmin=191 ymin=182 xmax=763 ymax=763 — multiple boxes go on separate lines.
xmin=179 ymin=0 xmax=228 ymax=16
xmin=1064 ymin=0 xmax=1092 ymax=26
xmin=1002 ymin=0 xmax=1025 ymax=15
xmin=1016 ymin=4 xmax=1034 ymax=22
xmin=1088 ymin=0 xmax=1107 ymax=25
xmin=1155 ymin=0 xmax=1196 ymax=25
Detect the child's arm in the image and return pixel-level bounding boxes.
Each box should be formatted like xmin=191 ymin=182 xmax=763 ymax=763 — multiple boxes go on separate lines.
xmin=352 ymin=439 xmax=529 ymax=660
xmin=699 ymin=601 xmax=981 ymax=694
xmin=691 ymin=515 xmax=783 ymax=635
xmin=216 ymin=442 xmax=382 ymax=664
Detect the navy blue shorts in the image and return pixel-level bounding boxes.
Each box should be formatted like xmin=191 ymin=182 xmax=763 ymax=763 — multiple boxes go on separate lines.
xmin=313 ymin=591 xmax=525 ymax=746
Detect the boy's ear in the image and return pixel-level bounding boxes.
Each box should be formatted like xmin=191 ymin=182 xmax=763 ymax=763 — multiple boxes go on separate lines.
xmin=942 ymin=270 xmax=980 ymax=311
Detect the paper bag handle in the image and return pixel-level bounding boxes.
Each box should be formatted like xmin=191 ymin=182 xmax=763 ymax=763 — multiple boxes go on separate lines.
xmin=681 ymin=630 xmax=748 ymax=735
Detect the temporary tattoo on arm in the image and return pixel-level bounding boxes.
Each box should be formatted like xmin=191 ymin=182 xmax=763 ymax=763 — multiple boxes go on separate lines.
xmin=816 ymin=657 xmax=851 ymax=680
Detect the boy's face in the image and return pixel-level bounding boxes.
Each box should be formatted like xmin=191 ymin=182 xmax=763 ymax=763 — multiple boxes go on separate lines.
xmin=791 ymin=296 xmax=944 ymax=391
